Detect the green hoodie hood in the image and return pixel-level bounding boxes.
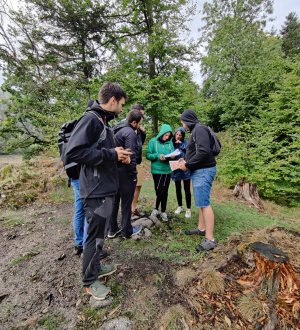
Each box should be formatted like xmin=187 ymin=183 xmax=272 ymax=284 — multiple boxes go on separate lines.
xmin=156 ymin=124 xmax=173 ymax=140
xmin=146 ymin=123 xmax=174 ymax=174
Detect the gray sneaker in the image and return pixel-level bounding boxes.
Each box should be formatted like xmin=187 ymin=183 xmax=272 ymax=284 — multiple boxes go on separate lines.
xmin=99 ymin=264 xmax=117 ymax=278
xmin=161 ymin=212 xmax=168 ymax=222
xmin=196 ymin=238 xmax=217 ymax=251
xmin=86 ymin=280 xmax=110 ymax=300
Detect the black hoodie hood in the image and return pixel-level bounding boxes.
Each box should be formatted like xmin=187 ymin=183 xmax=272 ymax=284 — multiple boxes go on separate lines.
xmin=113 ymin=119 xmax=131 ymax=134
xmin=86 ymin=100 xmax=118 ymax=123
xmin=180 ymin=109 xmax=199 ymax=130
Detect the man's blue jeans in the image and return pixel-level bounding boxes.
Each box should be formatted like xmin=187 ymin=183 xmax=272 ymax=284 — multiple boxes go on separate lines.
xmin=71 ymin=179 xmax=87 ymax=247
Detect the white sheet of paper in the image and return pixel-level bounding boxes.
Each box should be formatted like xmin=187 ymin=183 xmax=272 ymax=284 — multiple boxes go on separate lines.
xmin=164 ymin=149 xmax=181 ymax=158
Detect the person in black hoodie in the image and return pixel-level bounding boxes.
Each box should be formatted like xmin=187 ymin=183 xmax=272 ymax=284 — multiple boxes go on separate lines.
xmin=178 ymin=109 xmax=217 ymax=251
xmin=66 ymin=82 xmax=132 ymax=301
xmin=108 ymin=109 xmax=143 ymax=239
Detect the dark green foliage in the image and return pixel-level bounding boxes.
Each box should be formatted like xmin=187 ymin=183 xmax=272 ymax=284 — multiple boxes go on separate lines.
xmin=200 ymin=0 xmax=300 ymax=205
xmin=281 ymin=12 xmax=300 ymax=58
xmin=217 ymin=60 xmax=300 ymax=205
xmin=104 ymin=0 xmax=199 ymax=133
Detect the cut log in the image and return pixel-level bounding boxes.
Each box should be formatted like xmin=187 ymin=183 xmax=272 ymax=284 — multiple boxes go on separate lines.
xmin=233 ymin=179 xmax=262 ymax=209
xmin=237 ymin=242 xmax=300 ymax=330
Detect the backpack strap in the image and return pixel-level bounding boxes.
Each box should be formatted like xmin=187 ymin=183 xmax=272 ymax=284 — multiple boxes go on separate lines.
xmin=87 ymin=110 xmax=104 ymax=124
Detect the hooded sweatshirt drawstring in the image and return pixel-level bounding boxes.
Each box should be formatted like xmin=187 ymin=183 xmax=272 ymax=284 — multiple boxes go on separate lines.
xmin=156 ymin=174 xmax=168 ymax=190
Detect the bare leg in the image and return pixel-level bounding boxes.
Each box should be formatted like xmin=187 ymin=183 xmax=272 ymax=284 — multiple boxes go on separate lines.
xmin=198 ymin=208 xmax=205 ymax=230
xmin=132 ymin=185 xmax=141 ymax=213
xmin=201 ymin=205 xmax=214 ymax=240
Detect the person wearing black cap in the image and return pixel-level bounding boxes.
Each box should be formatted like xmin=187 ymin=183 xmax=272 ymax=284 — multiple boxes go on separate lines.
xmin=178 ymin=109 xmax=217 ymax=251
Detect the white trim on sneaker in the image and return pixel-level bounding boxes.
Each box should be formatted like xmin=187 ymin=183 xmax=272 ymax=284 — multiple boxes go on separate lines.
xmin=161 ymin=212 xmax=168 ymax=222
xmin=185 ymin=209 xmax=191 ymax=218
xmin=174 ymin=206 xmax=183 ymax=214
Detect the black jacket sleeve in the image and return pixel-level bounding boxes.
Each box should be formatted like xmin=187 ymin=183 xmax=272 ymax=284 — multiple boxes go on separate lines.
xmin=123 ymin=129 xmax=137 ymax=177
xmin=140 ymin=129 xmax=146 ymax=145
xmin=66 ymin=114 xmax=117 ymax=166
xmin=185 ymin=125 xmax=211 ymax=170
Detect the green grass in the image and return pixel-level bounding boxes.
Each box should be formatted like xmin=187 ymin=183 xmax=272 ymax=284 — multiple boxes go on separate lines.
xmin=1 ymin=216 xmax=24 ymax=228
xmin=39 ymin=314 xmax=65 ymax=330
xmin=117 ymin=172 xmax=299 ymax=264
xmin=10 ymin=251 xmax=39 ymax=265
xmin=49 ymin=185 xmax=73 ymax=203
xmin=213 ymin=200 xmax=298 ymax=241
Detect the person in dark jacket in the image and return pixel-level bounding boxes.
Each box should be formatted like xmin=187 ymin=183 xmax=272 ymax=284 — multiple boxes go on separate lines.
xmin=108 ymin=110 xmax=143 ymax=239
xmin=178 ymin=109 xmax=217 ymax=251
xmin=171 ymin=127 xmax=192 ymax=218
xmin=130 ymin=104 xmax=146 ymax=216
xmin=66 ymin=82 xmax=132 ymax=301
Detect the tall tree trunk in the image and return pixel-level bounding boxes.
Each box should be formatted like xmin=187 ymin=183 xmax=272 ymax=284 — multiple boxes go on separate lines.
xmin=142 ymin=0 xmax=158 ymax=134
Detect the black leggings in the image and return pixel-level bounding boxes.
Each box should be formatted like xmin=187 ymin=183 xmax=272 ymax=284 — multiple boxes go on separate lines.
xmin=175 ymin=179 xmax=191 ymax=209
xmin=152 ymin=174 xmax=171 ymax=212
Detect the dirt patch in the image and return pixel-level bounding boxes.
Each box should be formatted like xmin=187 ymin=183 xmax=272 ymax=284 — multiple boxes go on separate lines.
xmin=1 ymin=201 xmax=300 ymax=329
xmin=0 ymin=202 xmax=81 ymax=329
xmin=0 ymin=154 xmax=22 ymax=169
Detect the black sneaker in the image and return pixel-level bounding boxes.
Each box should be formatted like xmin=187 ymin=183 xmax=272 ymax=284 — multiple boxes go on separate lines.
xmin=107 ymin=228 xmax=122 ymax=239
xmin=99 ymin=250 xmax=109 ymax=260
xmin=196 ymin=238 xmax=217 ymax=251
xmin=74 ymin=245 xmax=83 ymax=255
xmin=185 ymin=228 xmax=205 ymax=236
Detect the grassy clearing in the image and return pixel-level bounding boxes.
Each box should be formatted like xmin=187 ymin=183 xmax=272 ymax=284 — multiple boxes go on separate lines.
xmin=117 ymin=174 xmax=299 ymax=264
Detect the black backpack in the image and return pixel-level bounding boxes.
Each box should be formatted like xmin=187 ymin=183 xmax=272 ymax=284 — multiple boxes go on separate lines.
xmin=195 ymin=124 xmax=222 ymax=156
xmin=58 ymin=118 xmax=81 ymax=180
xmin=58 ymin=111 xmax=104 ymax=180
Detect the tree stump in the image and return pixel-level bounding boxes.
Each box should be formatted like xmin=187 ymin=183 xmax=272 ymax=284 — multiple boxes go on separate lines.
xmin=233 ymin=179 xmax=262 ymax=209
xmin=237 ymin=242 xmax=300 ymax=329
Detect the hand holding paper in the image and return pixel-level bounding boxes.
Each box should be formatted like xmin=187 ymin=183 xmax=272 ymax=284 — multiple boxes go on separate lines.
xmin=164 ymin=149 xmax=181 ymax=159
xmin=169 ymin=160 xmax=180 ymax=171
xmin=169 ymin=158 xmax=187 ymax=171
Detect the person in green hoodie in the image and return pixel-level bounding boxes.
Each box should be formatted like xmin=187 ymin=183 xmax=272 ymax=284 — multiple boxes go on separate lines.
xmin=146 ymin=124 xmax=174 ymax=222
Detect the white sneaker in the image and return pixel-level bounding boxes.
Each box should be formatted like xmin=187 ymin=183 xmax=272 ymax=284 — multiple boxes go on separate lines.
xmin=151 ymin=209 xmax=159 ymax=217
xmin=161 ymin=212 xmax=168 ymax=222
xmin=185 ymin=209 xmax=191 ymax=218
xmin=174 ymin=206 xmax=183 ymax=214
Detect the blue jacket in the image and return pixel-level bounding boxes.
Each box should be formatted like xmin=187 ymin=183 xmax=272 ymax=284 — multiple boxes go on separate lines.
xmin=171 ymin=127 xmax=190 ymax=181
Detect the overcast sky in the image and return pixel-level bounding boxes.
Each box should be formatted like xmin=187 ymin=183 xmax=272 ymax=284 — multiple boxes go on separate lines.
xmin=189 ymin=0 xmax=300 ymax=84
xmin=0 ymin=0 xmax=300 ymax=85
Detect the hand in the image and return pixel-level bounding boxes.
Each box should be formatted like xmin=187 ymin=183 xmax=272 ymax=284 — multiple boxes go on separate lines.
xmin=178 ymin=158 xmax=187 ymax=171
xmin=122 ymin=156 xmax=131 ymax=164
xmin=139 ymin=125 xmax=146 ymax=133
xmin=160 ymin=154 xmax=166 ymax=161
xmin=175 ymin=140 xmax=182 ymax=144
xmin=115 ymin=147 xmax=132 ymax=162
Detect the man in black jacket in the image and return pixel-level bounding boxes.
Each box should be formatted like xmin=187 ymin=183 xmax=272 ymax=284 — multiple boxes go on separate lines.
xmin=130 ymin=104 xmax=146 ymax=216
xmin=108 ymin=109 xmax=143 ymax=239
xmin=66 ymin=82 xmax=132 ymax=301
xmin=178 ymin=109 xmax=217 ymax=251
